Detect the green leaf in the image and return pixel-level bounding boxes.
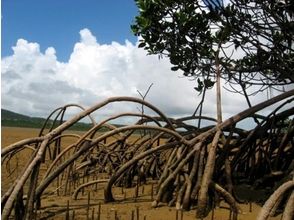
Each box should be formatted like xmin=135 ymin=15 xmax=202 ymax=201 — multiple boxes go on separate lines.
xmin=204 ymin=79 xmax=215 ymax=88
xmin=138 ymin=42 xmax=146 ymax=48
xmin=171 ymin=66 xmax=179 ymax=71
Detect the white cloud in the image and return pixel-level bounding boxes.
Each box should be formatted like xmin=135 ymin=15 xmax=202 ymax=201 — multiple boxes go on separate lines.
xmin=79 ymin=28 xmax=97 ymax=46
xmin=2 ymin=28 xmax=290 ymax=126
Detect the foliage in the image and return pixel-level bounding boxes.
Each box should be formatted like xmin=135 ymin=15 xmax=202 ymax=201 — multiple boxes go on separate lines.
xmin=1 ymin=109 xmax=50 ymax=129
xmin=131 ymin=0 xmax=294 ymax=92
xmin=1 ymin=109 xmax=95 ymax=131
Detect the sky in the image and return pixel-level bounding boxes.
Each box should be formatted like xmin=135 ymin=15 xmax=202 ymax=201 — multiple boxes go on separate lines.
xmin=1 ymin=0 xmax=291 ymax=127
xmin=2 ymin=0 xmax=138 ymax=61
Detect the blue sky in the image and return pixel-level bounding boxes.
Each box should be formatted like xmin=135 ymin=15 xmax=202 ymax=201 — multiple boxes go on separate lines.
xmin=1 ymin=0 xmax=204 ymax=120
xmin=2 ymin=0 xmax=275 ymax=126
xmin=2 ymin=0 xmax=138 ymax=61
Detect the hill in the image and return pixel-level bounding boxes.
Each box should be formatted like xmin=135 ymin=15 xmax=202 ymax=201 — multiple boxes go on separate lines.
xmin=1 ymin=109 xmax=92 ymax=130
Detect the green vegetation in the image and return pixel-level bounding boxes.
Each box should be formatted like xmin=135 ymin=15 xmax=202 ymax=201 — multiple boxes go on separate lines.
xmin=132 ymin=0 xmax=293 ymax=91
xmin=1 ymin=109 xmax=92 ymax=131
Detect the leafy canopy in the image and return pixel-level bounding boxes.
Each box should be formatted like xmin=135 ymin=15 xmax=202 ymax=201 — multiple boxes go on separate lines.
xmin=132 ymin=0 xmax=294 ymax=91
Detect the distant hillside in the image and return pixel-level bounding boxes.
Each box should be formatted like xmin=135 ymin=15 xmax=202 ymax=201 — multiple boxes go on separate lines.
xmin=2 ymin=109 xmax=48 ymax=128
xmin=2 ymin=109 xmax=33 ymax=121
xmin=1 ymin=109 xmax=92 ymax=131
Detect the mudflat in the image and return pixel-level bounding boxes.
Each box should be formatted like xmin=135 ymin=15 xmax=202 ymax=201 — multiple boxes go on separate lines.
xmin=1 ymin=127 xmax=281 ymax=220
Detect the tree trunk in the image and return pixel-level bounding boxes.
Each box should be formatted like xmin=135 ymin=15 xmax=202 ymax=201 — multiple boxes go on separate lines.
xmin=257 ymin=180 xmax=294 ymax=220
xmin=215 ymin=53 xmax=222 ymax=124
xmin=282 ymin=191 xmax=294 ymax=220
xmin=211 ymin=183 xmax=241 ymax=220
xmin=196 ymin=130 xmax=221 ymax=218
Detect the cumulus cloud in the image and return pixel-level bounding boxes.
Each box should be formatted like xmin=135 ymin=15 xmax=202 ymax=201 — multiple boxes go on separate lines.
xmin=2 ymin=28 xmax=287 ymax=125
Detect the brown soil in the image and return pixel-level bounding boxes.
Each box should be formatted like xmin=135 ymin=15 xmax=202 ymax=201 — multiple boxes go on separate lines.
xmin=1 ymin=127 xmax=282 ymax=220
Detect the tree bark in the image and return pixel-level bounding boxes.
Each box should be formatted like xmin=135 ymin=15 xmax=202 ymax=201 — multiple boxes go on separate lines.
xmin=282 ymin=191 xmax=294 ymax=220
xmin=211 ymin=182 xmax=241 ymax=220
xmin=257 ymin=180 xmax=294 ymax=220
xmin=196 ymin=130 xmax=221 ymax=218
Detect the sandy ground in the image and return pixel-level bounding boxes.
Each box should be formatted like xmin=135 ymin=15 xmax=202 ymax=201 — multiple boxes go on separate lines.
xmin=1 ymin=127 xmax=282 ymax=220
